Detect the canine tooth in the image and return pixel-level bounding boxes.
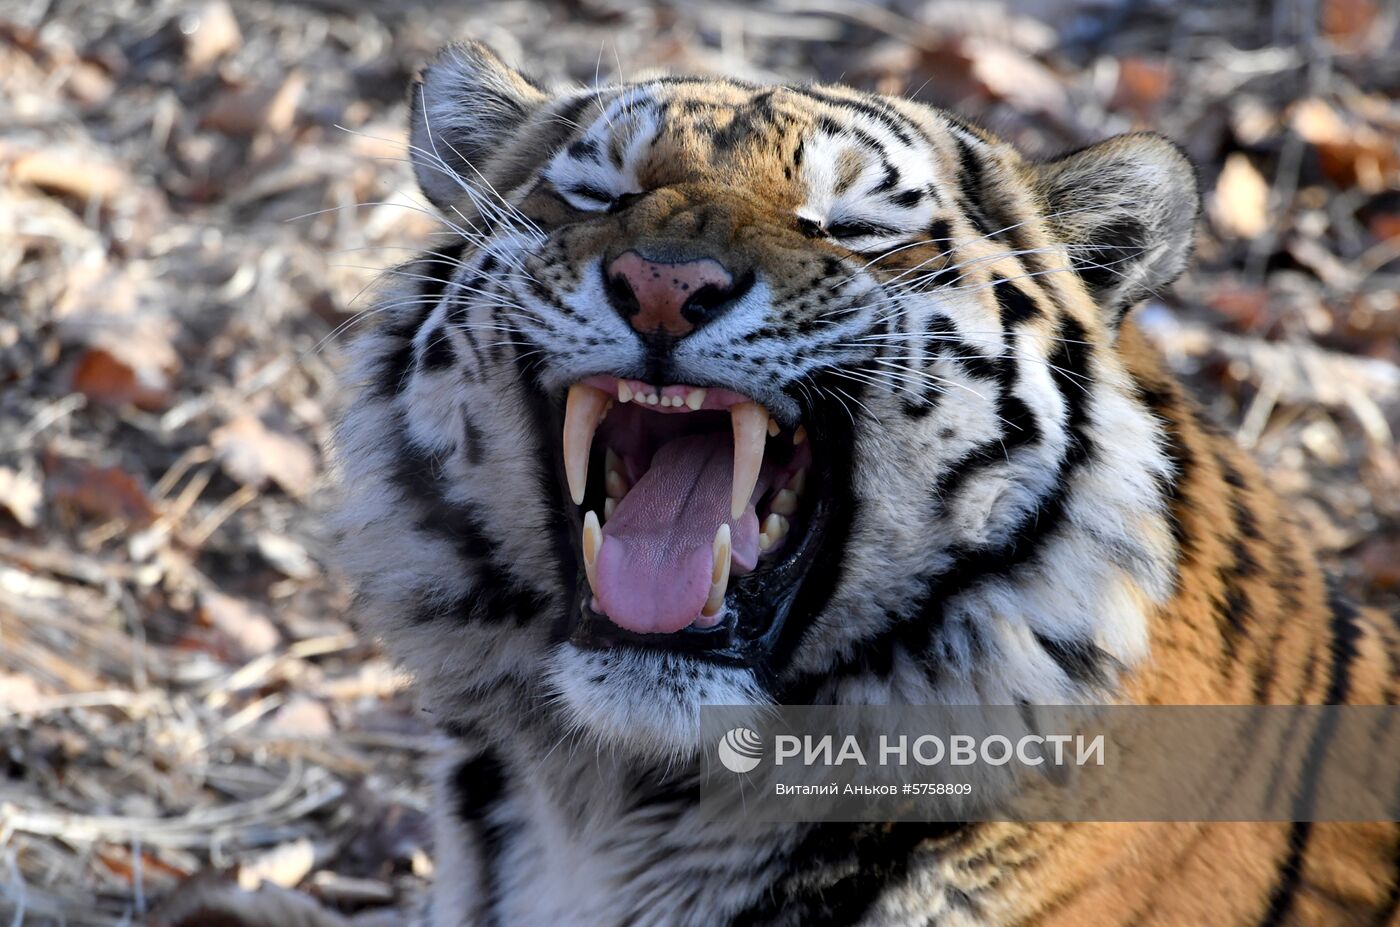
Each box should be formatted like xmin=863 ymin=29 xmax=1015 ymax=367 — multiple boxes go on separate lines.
xmin=685 ymin=388 xmax=706 ymax=411
xmin=603 ymin=498 xmax=617 ymax=520
xmin=606 ymin=469 xmax=628 ymax=499
xmin=564 ymin=384 xmax=610 ymax=505
xmin=793 ymin=425 xmax=807 ymax=445
xmin=730 ymin=401 xmax=769 ymax=520
xmin=762 ymin=513 xmax=788 ymax=541
xmin=618 ymin=381 xmax=633 ymax=403
xmin=767 ymin=418 xmax=780 ymax=438
xmin=703 ymin=524 xmax=731 ymax=618
xmin=788 ymin=468 xmax=807 ymax=494
xmin=771 ymin=489 xmax=799 ymax=516
xmin=582 ymin=510 xmax=602 ymax=594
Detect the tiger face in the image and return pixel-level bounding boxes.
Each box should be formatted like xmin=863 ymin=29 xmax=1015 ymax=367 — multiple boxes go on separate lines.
xmin=332 ymin=44 xmax=1198 ymax=759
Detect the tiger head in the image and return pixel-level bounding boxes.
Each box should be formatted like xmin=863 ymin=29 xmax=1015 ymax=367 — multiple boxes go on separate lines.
xmin=332 ymin=44 xmax=1198 ymax=759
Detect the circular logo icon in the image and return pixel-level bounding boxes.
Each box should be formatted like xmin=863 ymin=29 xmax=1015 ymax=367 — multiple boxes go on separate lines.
xmin=717 ymin=727 xmax=764 ymax=773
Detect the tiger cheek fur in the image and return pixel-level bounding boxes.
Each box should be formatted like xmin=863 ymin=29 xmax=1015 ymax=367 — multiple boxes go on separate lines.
xmin=330 ymin=42 xmax=1400 ymax=927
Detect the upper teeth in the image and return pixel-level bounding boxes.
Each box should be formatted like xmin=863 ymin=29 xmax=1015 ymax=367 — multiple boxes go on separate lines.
xmin=729 ymin=401 xmax=769 ymax=520
xmin=563 ymin=382 xmax=778 ymax=527
xmin=564 ymin=384 xmax=611 ymax=506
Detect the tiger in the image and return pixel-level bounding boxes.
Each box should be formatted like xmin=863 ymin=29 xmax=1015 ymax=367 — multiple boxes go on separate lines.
xmin=329 ymin=42 xmax=1400 ymax=927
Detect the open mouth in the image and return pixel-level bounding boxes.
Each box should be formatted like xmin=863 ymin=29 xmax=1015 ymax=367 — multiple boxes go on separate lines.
xmin=555 ymin=375 xmax=835 ymax=664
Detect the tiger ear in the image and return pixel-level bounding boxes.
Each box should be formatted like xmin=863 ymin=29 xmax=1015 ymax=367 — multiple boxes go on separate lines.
xmin=409 ymin=43 xmax=551 ymax=212
xmin=1032 ymin=133 xmax=1199 ymax=322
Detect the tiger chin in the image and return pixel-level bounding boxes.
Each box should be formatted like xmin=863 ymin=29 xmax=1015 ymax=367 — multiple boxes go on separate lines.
xmin=331 ymin=43 xmax=1399 ymax=927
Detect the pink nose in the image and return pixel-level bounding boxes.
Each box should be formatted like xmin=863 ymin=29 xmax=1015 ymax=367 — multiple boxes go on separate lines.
xmin=605 ymin=251 xmax=735 ymax=338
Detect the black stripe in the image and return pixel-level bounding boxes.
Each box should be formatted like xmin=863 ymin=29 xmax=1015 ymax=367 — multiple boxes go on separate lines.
xmin=991 ymin=277 xmax=1040 ymax=326
xmin=420 ymin=326 xmax=456 ymax=369
xmin=1035 ymin=632 xmax=1109 ymax=686
xmin=566 ymin=137 xmax=601 ymax=162
xmin=1256 ymin=583 xmax=1363 ymax=925
xmin=784 ymin=86 xmax=920 ymax=147
xmin=552 ymin=91 xmax=601 ymax=130
xmin=891 ymin=188 xmax=924 ymax=208
xmin=950 ymin=135 xmax=1002 ymax=241
xmin=391 ymin=432 xmax=551 ymax=626
xmin=452 ymin=753 xmax=510 ymax=927
xmin=728 ymin=822 xmax=964 ymax=926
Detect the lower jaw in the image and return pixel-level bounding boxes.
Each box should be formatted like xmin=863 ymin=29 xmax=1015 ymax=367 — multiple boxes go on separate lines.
xmin=564 ymin=491 xmax=831 ymax=667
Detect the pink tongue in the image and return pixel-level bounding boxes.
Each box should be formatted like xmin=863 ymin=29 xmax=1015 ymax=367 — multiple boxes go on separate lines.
xmin=596 ymin=434 xmax=760 ymax=634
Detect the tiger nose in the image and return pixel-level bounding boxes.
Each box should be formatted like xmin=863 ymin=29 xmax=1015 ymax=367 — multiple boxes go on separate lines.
xmin=604 ymin=251 xmax=737 ymax=339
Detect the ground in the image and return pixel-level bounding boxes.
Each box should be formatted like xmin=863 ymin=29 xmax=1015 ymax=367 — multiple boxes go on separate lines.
xmin=0 ymin=0 xmax=1396 ymax=923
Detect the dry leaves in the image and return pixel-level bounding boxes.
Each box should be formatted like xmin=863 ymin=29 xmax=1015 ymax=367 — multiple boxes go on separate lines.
xmin=43 ymin=456 xmax=157 ymax=528
xmin=212 ymin=413 xmax=318 ymax=497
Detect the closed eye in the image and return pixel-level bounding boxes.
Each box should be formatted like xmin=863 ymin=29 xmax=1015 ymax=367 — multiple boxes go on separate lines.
xmin=560 ymin=183 xmax=615 ymax=211
xmin=825 ymin=219 xmax=901 ymax=240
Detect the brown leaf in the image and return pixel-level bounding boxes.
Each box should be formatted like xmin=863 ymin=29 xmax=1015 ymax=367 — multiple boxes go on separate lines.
xmin=211 ymin=414 xmax=317 ymax=497
xmin=1358 ymin=538 xmax=1400 ymax=591
xmin=202 ymin=72 xmax=305 ymax=138
xmin=58 ymin=261 xmax=180 ymax=410
xmin=8 ymin=149 xmax=131 ymax=205
xmin=1111 ymin=57 xmax=1172 ymax=118
xmin=44 ymin=455 xmax=157 ymax=527
xmin=1291 ymin=97 xmax=1399 ymax=192
xmin=1211 ymin=153 xmax=1270 ymax=239
xmin=1207 ymin=285 xmax=1272 ymax=331
xmin=1366 ymin=213 xmax=1400 ymax=243
xmin=71 ymin=347 xmax=173 ymax=410
xmin=1322 ymin=0 xmax=1378 ymax=47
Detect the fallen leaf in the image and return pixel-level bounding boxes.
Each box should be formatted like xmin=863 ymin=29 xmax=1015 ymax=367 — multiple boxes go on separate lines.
xmin=58 ymin=261 xmax=180 ymax=410
xmin=71 ymin=348 xmax=173 ymax=410
xmin=1211 ymin=153 xmax=1270 ymax=239
xmin=264 ymin=695 xmax=333 ymax=739
xmin=964 ymin=38 xmax=1069 ymax=120
xmin=1358 ymin=538 xmax=1400 ymax=591
xmin=211 ymin=414 xmax=316 ymax=497
xmin=1366 ymin=213 xmax=1400 ymax=243
xmin=44 ymin=455 xmax=157 ymax=527
xmin=1322 ymin=0 xmax=1377 ymax=47
xmin=1111 ymin=57 xmax=1172 ymax=117
xmin=1207 ymin=285 xmax=1272 ymax=331
xmin=7 ymin=149 xmax=132 ymax=205
xmin=237 ymin=839 xmax=315 ymax=891
xmin=181 ymin=1 xmax=242 ymax=74
xmin=200 ymin=588 xmax=282 ymax=657
xmin=0 ymin=465 xmax=43 ymax=527
xmin=202 ymin=72 xmax=305 ymax=138
xmin=1291 ymin=97 xmax=1399 ymax=192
